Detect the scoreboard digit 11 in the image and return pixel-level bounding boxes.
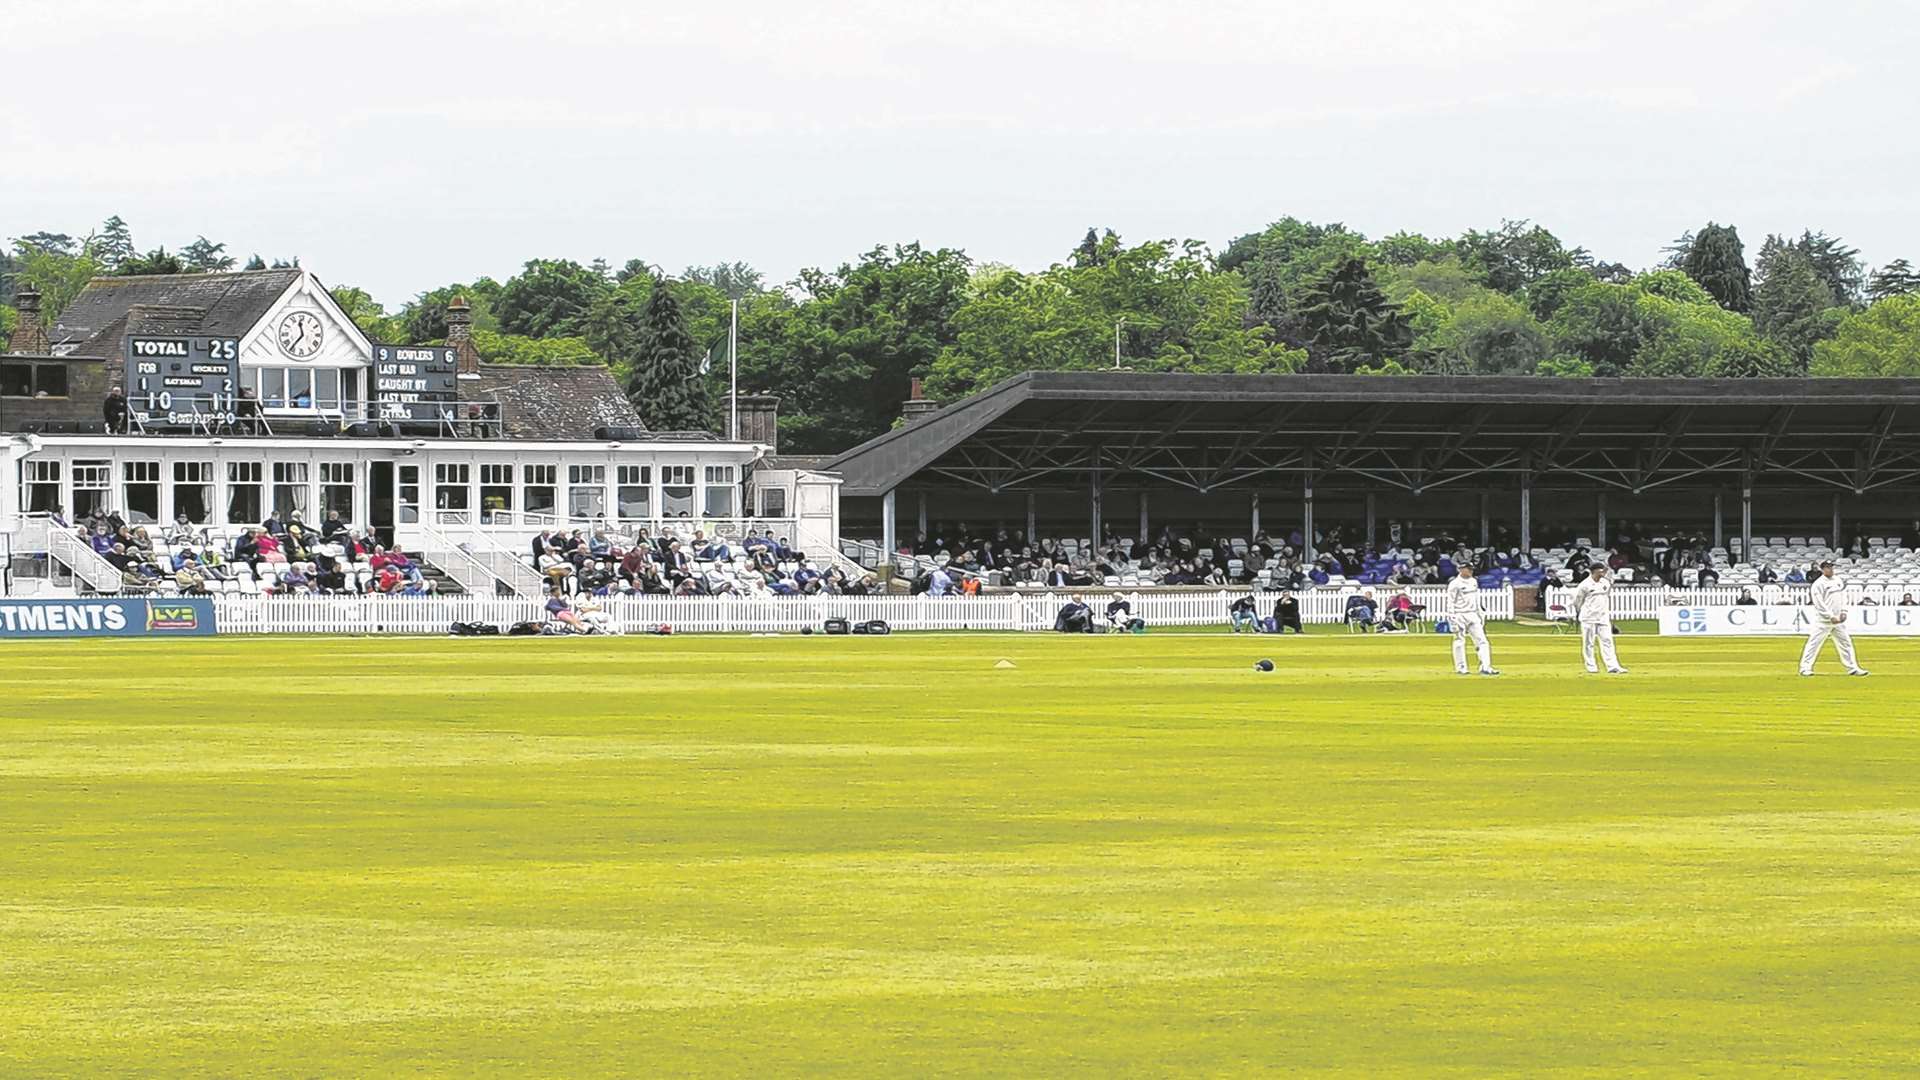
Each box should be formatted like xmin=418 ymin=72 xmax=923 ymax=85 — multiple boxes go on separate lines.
xmin=124 ymin=335 xmax=241 ymax=429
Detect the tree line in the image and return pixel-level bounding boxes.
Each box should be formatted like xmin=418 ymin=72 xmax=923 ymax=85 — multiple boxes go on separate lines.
xmin=6 ymin=214 xmax=1920 ymax=453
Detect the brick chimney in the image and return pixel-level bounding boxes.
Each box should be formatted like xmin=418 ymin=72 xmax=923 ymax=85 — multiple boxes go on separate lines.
xmin=736 ymin=393 xmax=780 ymax=451
xmin=447 ymin=295 xmax=481 ymax=378
xmin=8 ymin=289 xmax=49 ymax=354
xmin=901 ymin=377 xmax=938 ymax=424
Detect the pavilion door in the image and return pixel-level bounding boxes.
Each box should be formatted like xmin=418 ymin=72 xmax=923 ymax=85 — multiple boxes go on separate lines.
xmin=369 ymin=461 xmax=395 ymax=547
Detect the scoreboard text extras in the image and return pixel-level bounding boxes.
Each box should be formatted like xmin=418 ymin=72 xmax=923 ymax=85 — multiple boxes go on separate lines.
xmin=124 ymin=336 xmax=240 ymax=429
xmin=373 ymin=345 xmax=457 ymax=422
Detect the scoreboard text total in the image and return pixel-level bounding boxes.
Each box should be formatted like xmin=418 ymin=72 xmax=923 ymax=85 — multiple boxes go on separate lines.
xmin=124 ymin=337 xmax=241 ymax=427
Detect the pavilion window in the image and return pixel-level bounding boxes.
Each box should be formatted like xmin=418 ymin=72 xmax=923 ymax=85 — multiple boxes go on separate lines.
xmin=226 ymin=461 xmax=263 ymax=524
xmin=523 ymin=464 xmax=557 ymax=520
xmin=480 ymin=464 xmax=514 ymax=522
xmin=122 ymin=461 xmax=161 ymax=524
xmin=702 ymin=464 xmax=736 ymax=518
xmin=173 ymin=462 xmax=213 ymax=524
xmin=435 ymin=462 xmax=472 ymax=517
xmin=271 ymin=461 xmax=310 ymax=521
xmin=616 ymin=465 xmax=652 ymax=522
xmin=22 ymin=460 xmax=60 ymax=514
xmin=320 ymin=463 xmax=354 ymax=521
xmin=661 ymin=465 xmax=695 ymax=518
xmin=70 ymin=460 xmax=111 ymax=519
xmin=567 ymin=464 xmax=606 ymax=521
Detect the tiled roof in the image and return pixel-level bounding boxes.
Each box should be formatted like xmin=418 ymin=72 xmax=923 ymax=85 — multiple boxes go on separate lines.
xmin=466 ymin=364 xmax=648 ymax=441
xmin=53 ymin=271 xmax=302 ymax=356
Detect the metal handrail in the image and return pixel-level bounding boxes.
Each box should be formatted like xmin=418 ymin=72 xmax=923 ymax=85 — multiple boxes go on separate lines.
xmin=416 ymin=522 xmax=538 ymax=597
xmin=47 ymin=527 xmax=124 ymax=594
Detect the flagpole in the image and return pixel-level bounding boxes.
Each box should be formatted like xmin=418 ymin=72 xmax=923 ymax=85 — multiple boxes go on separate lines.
xmin=728 ymin=298 xmax=739 ymax=441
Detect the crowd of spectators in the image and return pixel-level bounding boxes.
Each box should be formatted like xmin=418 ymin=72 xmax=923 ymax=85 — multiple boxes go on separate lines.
xmin=529 ymin=525 xmax=882 ymax=599
xmin=53 ymin=505 xmax=433 ymax=596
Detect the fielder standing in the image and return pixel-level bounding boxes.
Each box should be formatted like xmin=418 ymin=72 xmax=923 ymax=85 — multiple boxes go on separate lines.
xmin=1801 ymin=559 xmax=1870 ymax=677
xmin=1445 ymin=563 xmax=1500 ymax=676
xmin=1570 ymin=565 xmax=1628 ymax=674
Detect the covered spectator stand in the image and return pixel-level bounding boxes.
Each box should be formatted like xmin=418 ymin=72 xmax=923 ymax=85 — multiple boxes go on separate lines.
xmin=828 ymin=372 xmax=1920 ymax=577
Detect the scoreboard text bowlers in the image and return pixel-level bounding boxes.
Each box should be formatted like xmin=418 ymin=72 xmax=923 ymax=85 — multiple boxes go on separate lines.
xmin=123 ymin=336 xmax=241 ymax=428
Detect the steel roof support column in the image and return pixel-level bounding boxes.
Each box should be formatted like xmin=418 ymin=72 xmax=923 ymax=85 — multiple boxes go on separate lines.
xmin=916 ymin=491 xmax=928 ymax=542
xmin=1713 ymin=491 xmax=1724 ymax=551
xmin=1089 ymin=471 xmax=1103 ymax=546
xmin=1740 ymin=454 xmax=1754 ymax=566
xmin=1596 ymin=493 xmax=1608 ymax=550
xmin=1832 ymin=492 xmax=1842 ymax=551
xmin=1519 ymin=472 xmax=1532 ymax=556
xmin=882 ymin=488 xmax=897 ymax=563
xmin=1365 ymin=492 xmax=1377 ymax=551
xmin=1479 ymin=490 xmax=1490 ymax=548
xmin=1250 ymin=491 xmax=1261 ymax=539
xmin=1137 ymin=490 xmax=1149 ymax=544
xmin=1303 ymin=478 xmax=1316 ymax=562
xmin=1026 ymin=491 xmax=1037 ymax=544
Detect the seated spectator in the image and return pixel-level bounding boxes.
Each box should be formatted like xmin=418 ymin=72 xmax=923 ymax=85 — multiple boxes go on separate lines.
xmin=1756 ymin=564 xmax=1779 ymax=584
xmin=164 ymin=513 xmax=200 ymax=546
xmin=1735 ymin=588 xmax=1759 ymax=605
xmin=1344 ymin=590 xmax=1377 ymax=632
xmin=1054 ymin=594 xmax=1093 ymax=633
xmin=174 ymin=558 xmax=208 ymax=594
xmin=545 ymin=587 xmax=587 ymax=632
xmin=278 ymin=563 xmax=314 ymax=595
xmin=1901 ymin=593 xmax=1917 ymax=607
xmin=1105 ymin=595 xmax=1135 ymax=630
xmin=321 ymin=511 xmax=350 ymax=543
xmin=1785 ymin=566 xmax=1807 ymax=584
xmin=262 ymin=510 xmax=288 ymax=538
xmin=1272 ymin=591 xmax=1304 ymax=634
xmin=1383 ymin=590 xmax=1420 ymax=630
xmin=1229 ymin=594 xmax=1259 ymax=633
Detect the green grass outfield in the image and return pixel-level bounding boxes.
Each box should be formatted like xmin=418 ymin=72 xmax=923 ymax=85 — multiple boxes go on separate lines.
xmin=3 ymin=628 xmax=1918 ymax=1077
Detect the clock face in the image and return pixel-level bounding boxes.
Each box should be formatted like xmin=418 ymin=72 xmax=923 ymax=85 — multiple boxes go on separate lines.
xmin=277 ymin=311 xmax=324 ymax=359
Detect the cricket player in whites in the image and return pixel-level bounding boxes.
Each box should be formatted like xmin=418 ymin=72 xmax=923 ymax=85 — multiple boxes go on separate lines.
xmin=1570 ymin=565 xmax=1628 ymax=674
xmin=1801 ymin=559 xmax=1870 ymax=677
xmin=1446 ymin=563 xmax=1500 ymax=676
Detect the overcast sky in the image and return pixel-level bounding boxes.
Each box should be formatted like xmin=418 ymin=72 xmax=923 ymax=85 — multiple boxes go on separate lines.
xmin=5 ymin=0 xmax=1915 ymax=307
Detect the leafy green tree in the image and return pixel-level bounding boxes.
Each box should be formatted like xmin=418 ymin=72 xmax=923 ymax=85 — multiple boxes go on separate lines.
xmin=1545 ymin=283 xmax=1644 ymax=377
xmin=471 ymin=329 xmax=597 ymax=366
xmin=579 ymin=289 xmax=644 ymax=371
xmin=1524 ymin=267 xmax=1597 ymax=321
xmin=1295 ymin=258 xmax=1411 ymax=372
xmin=1712 ymin=337 xmax=1797 ymax=378
xmin=929 ymin=238 xmax=1302 ymax=397
xmin=1867 ymin=259 xmax=1918 ymax=302
xmin=14 ymin=232 xmax=77 ymax=257
xmin=737 ymin=243 xmax=971 ymax=452
xmin=1675 ymin=222 xmax=1752 ymax=312
xmin=1632 ymin=269 xmax=1716 ymax=306
xmin=1537 ymin=355 xmax=1595 ymax=378
xmin=329 ymin=285 xmax=405 ymax=342
xmin=12 ymin=243 xmax=102 ymax=328
xmin=1235 ymin=219 xmax=1374 ymax=351
xmin=1758 ymin=231 xmax=1863 ymax=309
xmin=1810 ymin=294 xmax=1920 ymax=376
xmin=116 ymin=248 xmax=188 ymax=276
xmin=94 ymin=215 xmax=136 ymax=271
xmin=0 ymin=303 xmax=15 ymax=341
xmin=626 ymin=276 xmax=712 ymax=431
xmin=1752 ymin=248 xmax=1840 ymax=371
xmin=402 ymin=280 xmax=502 ymax=343
xmin=614 ymin=258 xmax=655 ymax=284
xmin=495 ymin=259 xmax=608 ymax=338
xmin=1427 ymin=290 xmax=1552 ymax=375
xmin=1374 ymin=231 xmax=1449 ymax=268
xmin=179 ymin=236 xmax=235 ymax=272
xmin=682 ymin=261 xmax=766 ymax=300
xmin=1454 ymin=219 xmax=1577 ymax=293
xmin=243 ymin=254 xmax=267 ymax=271
xmin=1378 ymin=258 xmax=1478 ymax=305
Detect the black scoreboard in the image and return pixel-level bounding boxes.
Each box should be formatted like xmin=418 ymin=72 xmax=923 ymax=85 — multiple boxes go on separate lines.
xmin=373 ymin=345 xmax=458 ymax=422
xmin=124 ymin=336 xmax=240 ymax=429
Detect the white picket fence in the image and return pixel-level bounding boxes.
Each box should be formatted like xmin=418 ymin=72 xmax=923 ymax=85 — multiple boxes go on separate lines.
xmin=1544 ymin=583 xmax=1920 ymax=619
xmin=208 ymin=584 xmax=1510 ymax=635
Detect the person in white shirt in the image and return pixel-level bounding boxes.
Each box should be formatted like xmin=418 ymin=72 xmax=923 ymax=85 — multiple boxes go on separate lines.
xmin=1445 ymin=563 xmax=1499 ymax=676
xmin=1570 ymin=564 xmax=1628 ymax=674
xmin=1801 ymin=560 xmax=1869 ymax=676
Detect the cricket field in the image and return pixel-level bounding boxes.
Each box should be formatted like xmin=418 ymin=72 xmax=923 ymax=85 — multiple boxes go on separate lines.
xmin=2 ymin=629 xmax=1917 ymax=1076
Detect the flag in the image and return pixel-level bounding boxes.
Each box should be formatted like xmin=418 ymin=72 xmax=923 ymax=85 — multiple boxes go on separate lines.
xmin=701 ymin=335 xmax=727 ymax=376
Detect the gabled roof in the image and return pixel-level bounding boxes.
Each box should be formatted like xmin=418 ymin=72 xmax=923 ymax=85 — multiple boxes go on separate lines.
xmin=52 ymin=270 xmax=303 ymax=357
xmin=466 ymin=364 xmax=646 ymax=441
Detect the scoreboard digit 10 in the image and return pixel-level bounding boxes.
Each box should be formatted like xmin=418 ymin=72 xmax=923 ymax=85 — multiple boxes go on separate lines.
xmin=124 ymin=336 xmax=241 ymax=429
